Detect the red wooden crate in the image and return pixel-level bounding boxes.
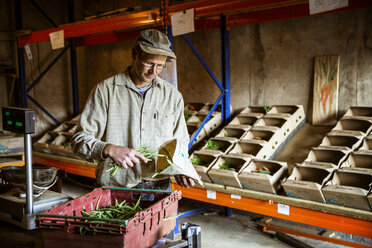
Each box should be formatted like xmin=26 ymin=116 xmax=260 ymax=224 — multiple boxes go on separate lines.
xmin=37 ymin=187 xmax=181 ymax=248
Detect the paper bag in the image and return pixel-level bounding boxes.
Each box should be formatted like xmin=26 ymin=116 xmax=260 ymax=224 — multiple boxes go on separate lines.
xmin=154 ymin=139 xmax=203 ymax=186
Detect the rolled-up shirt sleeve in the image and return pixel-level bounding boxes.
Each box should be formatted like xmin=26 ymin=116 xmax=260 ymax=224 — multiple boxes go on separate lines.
xmin=71 ymin=83 xmax=108 ymax=162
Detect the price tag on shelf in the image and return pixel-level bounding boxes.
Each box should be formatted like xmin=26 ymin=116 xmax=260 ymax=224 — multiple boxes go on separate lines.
xmin=231 ymin=194 xmax=241 ymax=200
xmin=207 ymin=190 xmax=216 ymax=200
xmin=278 ymin=204 xmax=290 ymax=215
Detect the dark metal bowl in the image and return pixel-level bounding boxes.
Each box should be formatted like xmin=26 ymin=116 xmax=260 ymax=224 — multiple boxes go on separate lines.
xmin=1 ymin=165 xmax=58 ymax=188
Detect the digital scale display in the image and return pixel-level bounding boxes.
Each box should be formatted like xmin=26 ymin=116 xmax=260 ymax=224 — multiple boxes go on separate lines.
xmin=2 ymin=107 xmax=35 ymax=134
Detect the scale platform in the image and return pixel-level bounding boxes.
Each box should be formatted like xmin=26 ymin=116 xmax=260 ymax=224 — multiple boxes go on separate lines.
xmin=0 ymin=189 xmax=71 ymax=230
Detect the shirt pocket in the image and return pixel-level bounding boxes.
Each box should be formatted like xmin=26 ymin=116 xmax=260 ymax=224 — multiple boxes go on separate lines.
xmin=154 ymin=109 xmax=174 ymax=138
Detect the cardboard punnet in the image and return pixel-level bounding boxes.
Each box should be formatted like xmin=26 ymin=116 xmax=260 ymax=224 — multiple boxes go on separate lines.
xmin=331 ymin=118 xmax=372 ymax=137
xmin=240 ymin=127 xmax=276 ymax=143
xmin=215 ymin=126 xmax=249 ymax=142
xmin=184 ymin=102 xmax=206 ymax=112
xmin=228 ymin=114 xmax=260 ymax=129
xmin=266 ymin=105 xmax=305 ymax=121
xmin=227 ymin=141 xmax=267 ymax=159
xmin=358 ymin=135 xmax=372 ymax=153
xmin=282 ymin=164 xmax=334 ymax=203
xmin=190 ymin=151 xmax=220 ymax=184
xmin=318 ymin=133 xmax=363 ymax=151
xmin=342 ymin=106 xmax=372 ymax=121
xmin=254 ymin=116 xmax=287 ymax=129
xmin=322 ymin=170 xmax=372 ymax=211
xmin=239 ymin=106 xmax=267 ymax=115
xmin=303 ymin=147 xmax=350 ymax=169
xmin=207 ymin=154 xmax=251 ymax=188
xmin=200 ymin=137 xmax=235 ymax=155
xmin=238 ymin=159 xmax=288 ymax=194
xmin=33 ymin=132 xmax=57 ymax=154
xmin=340 ymin=151 xmax=372 ymax=174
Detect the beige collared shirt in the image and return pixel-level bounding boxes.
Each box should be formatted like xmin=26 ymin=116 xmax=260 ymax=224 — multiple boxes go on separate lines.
xmin=71 ymin=67 xmax=189 ymax=187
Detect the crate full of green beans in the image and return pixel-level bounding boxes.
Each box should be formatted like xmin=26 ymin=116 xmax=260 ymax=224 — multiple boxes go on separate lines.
xmin=36 ymin=187 xmax=182 ymax=248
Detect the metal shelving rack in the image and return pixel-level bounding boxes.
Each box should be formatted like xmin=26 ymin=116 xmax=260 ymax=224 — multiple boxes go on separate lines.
xmin=14 ymin=0 xmax=372 ymax=245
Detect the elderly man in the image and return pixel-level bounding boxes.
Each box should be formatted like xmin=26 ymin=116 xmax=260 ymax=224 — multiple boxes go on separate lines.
xmin=71 ymin=29 xmax=195 ymax=190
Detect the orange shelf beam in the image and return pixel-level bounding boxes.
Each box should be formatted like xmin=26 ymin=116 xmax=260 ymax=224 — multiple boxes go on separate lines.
xmin=33 ymin=156 xmax=96 ymax=179
xmin=172 ymin=183 xmax=372 ymax=239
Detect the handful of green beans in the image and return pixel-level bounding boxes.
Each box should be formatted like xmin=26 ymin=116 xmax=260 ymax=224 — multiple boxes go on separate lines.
xmin=79 ymin=196 xmax=142 ymax=235
xmin=106 ymin=145 xmax=167 ymax=176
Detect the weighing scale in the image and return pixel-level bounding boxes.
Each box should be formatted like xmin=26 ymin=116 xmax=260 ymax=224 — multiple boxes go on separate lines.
xmin=0 ymin=107 xmax=71 ymax=230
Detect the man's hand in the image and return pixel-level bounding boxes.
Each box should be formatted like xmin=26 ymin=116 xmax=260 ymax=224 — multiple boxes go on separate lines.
xmin=103 ymin=144 xmax=147 ymax=169
xmin=174 ymin=174 xmax=195 ymax=188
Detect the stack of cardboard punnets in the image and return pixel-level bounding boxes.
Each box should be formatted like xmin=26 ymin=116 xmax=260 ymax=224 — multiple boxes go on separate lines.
xmin=185 ymin=103 xmax=229 ymax=149
xmin=282 ymin=106 xmax=372 ymax=211
xmin=190 ymin=105 xmax=306 ymax=194
xmin=33 ymin=115 xmax=84 ymax=160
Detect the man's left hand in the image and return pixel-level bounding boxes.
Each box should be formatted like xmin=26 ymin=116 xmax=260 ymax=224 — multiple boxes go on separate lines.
xmin=174 ymin=175 xmax=195 ymax=188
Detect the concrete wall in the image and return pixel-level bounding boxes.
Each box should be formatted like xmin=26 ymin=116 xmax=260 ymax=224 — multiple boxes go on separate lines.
xmin=175 ymin=8 xmax=372 ymax=121
xmin=0 ymin=1 xmax=371 ymax=136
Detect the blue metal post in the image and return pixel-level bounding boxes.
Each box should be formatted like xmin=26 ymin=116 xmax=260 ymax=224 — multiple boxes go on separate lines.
xmin=220 ymin=14 xmax=231 ymax=124
xmin=68 ymin=0 xmax=79 ymax=116
xmin=15 ymin=0 xmax=27 ymax=108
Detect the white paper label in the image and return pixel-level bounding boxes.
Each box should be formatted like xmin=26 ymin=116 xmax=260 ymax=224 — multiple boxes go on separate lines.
xmin=278 ymin=204 xmax=290 ymax=215
xmin=231 ymin=194 xmax=241 ymax=199
xmin=171 ymin=8 xmax=195 ymax=36
xmin=24 ymin=44 xmax=33 ymax=60
xmin=309 ymin=0 xmax=348 ymax=15
xmin=207 ymin=190 xmax=216 ymax=199
xmin=49 ymin=30 xmax=65 ymax=50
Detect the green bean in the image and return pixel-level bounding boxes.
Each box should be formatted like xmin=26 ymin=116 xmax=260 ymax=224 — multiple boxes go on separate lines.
xmin=106 ymin=145 xmax=171 ymax=176
xmin=79 ymin=196 xmax=142 ymax=235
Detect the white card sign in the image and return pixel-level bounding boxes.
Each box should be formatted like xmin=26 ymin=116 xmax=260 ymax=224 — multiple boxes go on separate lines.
xmin=49 ymin=30 xmax=65 ymax=50
xmin=171 ymin=9 xmax=195 ymax=36
xmin=207 ymin=190 xmax=216 ymax=200
xmin=309 ymin=0 xmax=348 ymax=15
xmin=278 ymin=204 xmax=290 ymax=216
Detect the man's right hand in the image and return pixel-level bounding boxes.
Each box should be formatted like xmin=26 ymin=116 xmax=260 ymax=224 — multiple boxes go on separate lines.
xmin=103 ymin=144 xmax=147 ymax=169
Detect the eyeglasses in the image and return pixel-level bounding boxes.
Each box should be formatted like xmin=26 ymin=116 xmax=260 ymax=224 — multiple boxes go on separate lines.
xmin=141 ymin=61 xmax=167 ymax=70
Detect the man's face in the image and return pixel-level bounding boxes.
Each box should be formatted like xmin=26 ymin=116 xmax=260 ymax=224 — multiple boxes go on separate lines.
xmin=132 ymin=51 xmax=167 ymax=85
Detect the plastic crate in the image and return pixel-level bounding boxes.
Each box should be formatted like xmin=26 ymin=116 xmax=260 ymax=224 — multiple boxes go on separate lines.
xmin=37 ymin=187 xmax=182 ymax=248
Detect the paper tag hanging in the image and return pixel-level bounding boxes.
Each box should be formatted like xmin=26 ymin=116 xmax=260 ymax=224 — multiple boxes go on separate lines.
xmin=49 ymin=30 xmax=65 ymax=50
xmin=309 ymin=0 xmax=348 ymax=15
xmin=171 ymin=9 xmax=195 ymax=36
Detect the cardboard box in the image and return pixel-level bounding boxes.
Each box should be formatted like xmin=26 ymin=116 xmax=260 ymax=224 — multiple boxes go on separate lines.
xmin=340 ymin=151 xmax=372 ymax=174
xmin=190 ymin=151 xmax=219 ymax=183
xmin=188 ymin=124 xmax=208 ymax=148
xmin=358 ymin=135 xmax=372 ymax=153
xmin=238 ymin=159 xmax=288 ymax=194
xmin=322 ymin=170 xmax=372 ymax=211
xmin=227 ymin=141 xmax=266 ymax=159
xmin=207 ymin=155 xmax=251 ymax=188
xmin=200 ymin=138 xmax=235 ymax=155
xmin=332 ymin=118 xmax=372 ymax=136
xmin=215 ymin=126 xmax=248 ymax=142
xmin=239 ymin=106 xmax=267 ymax=116
xmin=303 ymin=147 xmax=350 ymax=169
xmin=240 ymin=127 xmax=276 ymax=143
xmin=0 ymin=133 xmax=24 ymax=154
xmin=254 ymin=116 xmax=287 ymax=129
xmin=33 ymin=132 xmax=57 ymax=154
xmin=184 ymin=103 xmax=206 ymax=112
xmin=282 ymin=164 xmax=333 ymax=203
xmin=318 ymin=133 xmax=363 ymax=151
xmin=52 ymin=122 xmax=77 ymax=135
xmin=266 ymin=105 xmax=304 ymax=118
xmin=228 ymin=114 xmax=260 ymax=129
xmin=343 ymin=106 xmax=372 ymax=121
